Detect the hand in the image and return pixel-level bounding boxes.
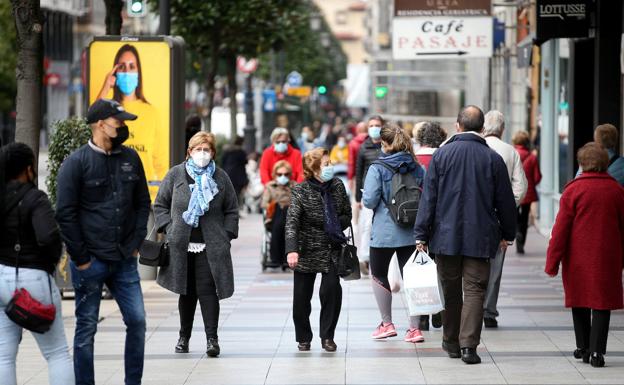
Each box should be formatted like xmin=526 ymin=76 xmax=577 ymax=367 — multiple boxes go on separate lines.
xmin=500 ymin=240 xmax=509 ymax=251
xmin=356 ymin=202 xmax=362 ymax=209
xmin=416 ymin=243 xmax=427 ymax=253
xmin=77 ymin=261 xmax=92 ymax=271
xmin=287 ymin=252 xmax=299 ymax=269
xmin=132 ymin=249 xmax=139 ymax=257
xmin=98 ymin=64 xmax=120 ymax=99
xmin=547 ymin=272 xmax=557 ymax=278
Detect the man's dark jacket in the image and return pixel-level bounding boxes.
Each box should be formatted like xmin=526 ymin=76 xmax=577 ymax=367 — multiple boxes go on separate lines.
xmin=355 ymin=136 xmax=381 ymax=202
xmin=413 ymin=133 xmax=517 ymax=259
xmin=55 ymin=143 xmax=150 ymax=266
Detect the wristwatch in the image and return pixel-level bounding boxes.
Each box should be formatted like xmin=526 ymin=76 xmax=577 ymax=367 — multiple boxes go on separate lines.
xmin=506 ymin=241 xmax=514 ymax=246
xmin=415 ymin=240 xmax=427 ymax=245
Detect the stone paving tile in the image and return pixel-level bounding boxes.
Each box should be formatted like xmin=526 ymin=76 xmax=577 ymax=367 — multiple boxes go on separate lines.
xmin=14 ymin=215 xmax=624 ymax=384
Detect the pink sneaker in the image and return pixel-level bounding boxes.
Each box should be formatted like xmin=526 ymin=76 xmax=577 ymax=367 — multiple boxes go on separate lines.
xmin=404 ymin=328 xmax=425 ymax=343
xmin=372 ymin=322 xmax=398 ymax=339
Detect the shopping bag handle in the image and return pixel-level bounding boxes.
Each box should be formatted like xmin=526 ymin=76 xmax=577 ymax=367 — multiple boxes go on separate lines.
xmin=412 ymin=250 xmax=432 ymax=265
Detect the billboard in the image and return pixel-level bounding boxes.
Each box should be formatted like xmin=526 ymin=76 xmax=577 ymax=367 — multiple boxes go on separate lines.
xmin=88 ymin=36 xmax=185 ymax=201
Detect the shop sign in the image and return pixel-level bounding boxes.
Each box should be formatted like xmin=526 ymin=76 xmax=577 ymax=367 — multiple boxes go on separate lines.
xmin=394 ymin=0 xmax=491 ymax=17
xmin=535 ymin=0 xmax=589 ymax=40
xmin=392 ymin=16 xmax=493 ymax=60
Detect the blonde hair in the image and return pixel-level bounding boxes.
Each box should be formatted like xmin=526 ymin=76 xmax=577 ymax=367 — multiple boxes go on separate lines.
xmin=512 ymin=130 xmax=530 ymax=148
xmin=380 ymin=123 xmax=416 ymax=158
xmin=272 ymin=160 xmax=293 ymax=179
xmin=303 ymin=148 xmax=328 ymax=180
xmin=187 ymin=131 xmax=216 ymax=158
xmin=270 ymin=127 xmax=290 ymax=143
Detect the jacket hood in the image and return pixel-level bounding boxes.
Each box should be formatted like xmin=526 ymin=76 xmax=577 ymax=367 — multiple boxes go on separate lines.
xmin=379 ymin=151 xmax=417 ymax=173
xmin=565 ymin=172 xmax=617 ymax=189
xmin=514 ymin=145 xmax=530 ymax=162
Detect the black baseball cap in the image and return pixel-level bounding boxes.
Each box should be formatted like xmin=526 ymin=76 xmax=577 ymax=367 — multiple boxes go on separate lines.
xmin=86 ymin=98 xmax=137 ymax=124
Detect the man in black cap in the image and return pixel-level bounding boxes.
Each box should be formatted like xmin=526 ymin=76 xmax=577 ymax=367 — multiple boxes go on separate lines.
xmin=56 ymin=98 xmax=150 ymax=385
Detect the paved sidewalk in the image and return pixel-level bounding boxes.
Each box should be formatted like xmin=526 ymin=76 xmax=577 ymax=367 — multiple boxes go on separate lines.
xmin=16 ymin=214 xmax=624 ymax=384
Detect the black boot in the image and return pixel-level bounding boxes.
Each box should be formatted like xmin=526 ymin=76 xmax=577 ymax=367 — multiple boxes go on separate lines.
xmin=461 ymin=347 xmax=482 ymax=364
xmin=175 ymin=336 xmax=189 ymax=353
xmin=206 ymin=337 xmax=220 ymax=357
xmin=590 ymin=352 xmax=605 ymax=368
xmin=431 ymin=312 xmax=443 ymax=328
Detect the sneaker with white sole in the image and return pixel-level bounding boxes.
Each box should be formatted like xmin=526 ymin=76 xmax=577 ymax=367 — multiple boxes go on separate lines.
xmin=404 ymin=328 xmax=425 ymax=343
xmin=371 ymin=322 xmax=397 ymax=339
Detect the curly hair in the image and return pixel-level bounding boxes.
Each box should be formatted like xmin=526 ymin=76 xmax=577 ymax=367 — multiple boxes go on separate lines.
xmin=416 ymin=121 xmax=447 ymax=148
xmin=303 ymin=148 xmax=328 ymax=180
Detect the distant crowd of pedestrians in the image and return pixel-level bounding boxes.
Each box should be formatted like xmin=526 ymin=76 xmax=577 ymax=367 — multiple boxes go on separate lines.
xmin=0 ymin=98 xmax=623 ymax=385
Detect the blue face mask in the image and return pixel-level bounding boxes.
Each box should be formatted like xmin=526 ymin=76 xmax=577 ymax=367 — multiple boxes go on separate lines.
xmin=116 ymin=72 xmax=139 ymax=96
xmin=274 ymin=142 xmax=288 ymax=153
xmin=276 ymin=175 xmax=290 ymax=185
xmin=369 ymin=125 xmax=382 ymax=139
xmin=320 ymin=165 xmax=335 ymax=182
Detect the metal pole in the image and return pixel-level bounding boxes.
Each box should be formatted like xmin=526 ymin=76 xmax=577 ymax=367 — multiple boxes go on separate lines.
xmin=159 ymin=0 xmax=170 ymax=35
xmin=243 ymin=74 xmax=256 ymax=153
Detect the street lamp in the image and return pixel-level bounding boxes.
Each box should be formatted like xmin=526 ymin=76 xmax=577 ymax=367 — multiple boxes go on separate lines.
xmin=310 ymin=12 xmax=322 ymax=31
xmin=320 ymin=32 xmax=331 ymax=48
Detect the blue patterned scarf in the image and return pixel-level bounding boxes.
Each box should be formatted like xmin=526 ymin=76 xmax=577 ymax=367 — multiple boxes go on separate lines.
xmin=183 ymin=159 xmax=219 ymax=228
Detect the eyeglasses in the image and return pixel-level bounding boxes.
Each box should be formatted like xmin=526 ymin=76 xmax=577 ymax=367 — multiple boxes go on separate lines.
xmin=276 ymin=173 xmax=291 ymax=177
xmin=275 ymin=140 xmax=288 ymax=144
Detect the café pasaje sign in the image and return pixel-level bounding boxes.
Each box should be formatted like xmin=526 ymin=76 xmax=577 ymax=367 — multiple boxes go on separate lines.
xmin=535 ymin=0 xmax=589 ymax=40
xmin=394 ymin=0 xmax=491 ymax=17
xmin=392 ymin=17 xmax=493 ymax=59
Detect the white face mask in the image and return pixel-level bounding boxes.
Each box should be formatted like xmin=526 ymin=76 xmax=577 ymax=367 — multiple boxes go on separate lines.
xmin=276 ymin=175 xmax=290 ymax=185
xmin=191 ymin=151 xmax=211 ymax=168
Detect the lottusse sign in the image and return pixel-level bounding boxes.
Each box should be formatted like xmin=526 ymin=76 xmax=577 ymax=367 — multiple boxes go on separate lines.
xmin=535 ymin=0 xmax=589 ymax=40
xmin=392 ymin=17 xmax=493 ymax=60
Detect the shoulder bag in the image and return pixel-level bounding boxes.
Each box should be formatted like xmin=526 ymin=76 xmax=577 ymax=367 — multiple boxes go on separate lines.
xmin=138 ymin=225 xmax=169 ymax=267
xmin=332 ymin=226 xmax=360 ymax=281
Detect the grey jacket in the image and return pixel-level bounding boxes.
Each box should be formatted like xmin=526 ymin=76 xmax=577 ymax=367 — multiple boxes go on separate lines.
xmin=154 ymin=163 xmax=239 ymax=299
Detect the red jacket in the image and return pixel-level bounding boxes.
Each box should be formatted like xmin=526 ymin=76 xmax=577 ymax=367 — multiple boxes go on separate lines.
xmin=259 ymin=144 xmax=304 ymax=185
xmin=515 ymin=145 xmax=542 ymax=204
xmin=545 ymin=173 xmax=624 ymax=310
xmin=348 ymin=133 xmax=368 ymax=180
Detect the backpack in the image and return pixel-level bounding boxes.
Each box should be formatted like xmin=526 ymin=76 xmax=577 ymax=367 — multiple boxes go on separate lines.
xmin=373 ymin=160 xmax=422 ymax=228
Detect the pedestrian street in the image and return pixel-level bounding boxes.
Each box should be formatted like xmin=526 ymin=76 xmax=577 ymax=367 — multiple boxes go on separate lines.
xmin=14 ymin=214 xmax=624 ymax=385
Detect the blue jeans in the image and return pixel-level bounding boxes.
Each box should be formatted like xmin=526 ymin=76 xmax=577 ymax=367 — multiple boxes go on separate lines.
xmin=0 ymin=264 xmax=74 ymax=385
xmin=70 ymin=257 xmax=145 ymax=385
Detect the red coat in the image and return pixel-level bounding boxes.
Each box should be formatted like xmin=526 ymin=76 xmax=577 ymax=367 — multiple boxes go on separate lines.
xmin=515 ymin=145 xmax=541 ymax=204
xmin=545 ymin=173 xmax=624 ymax=310
xmin=259 ymin=144 xmax=304 ymax=185
xmin=348 ymin=133 xmax=367 ymax=180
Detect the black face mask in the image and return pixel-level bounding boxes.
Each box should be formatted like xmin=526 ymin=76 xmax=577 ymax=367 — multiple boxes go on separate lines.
xmin=109 ymin=125 xmax=129 ymax=148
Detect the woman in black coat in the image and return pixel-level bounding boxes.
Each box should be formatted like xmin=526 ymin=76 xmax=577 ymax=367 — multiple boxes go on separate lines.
xmin=285 ymin=147 xmax=352 ymax=352
xmin=221 ymin=136 xmax=249 ymax=204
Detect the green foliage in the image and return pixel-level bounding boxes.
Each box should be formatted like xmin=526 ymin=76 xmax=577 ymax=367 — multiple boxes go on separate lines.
xmin=46 ymin=117 xmax=91 ymax=207
xmin=0 ymin=1 xmax=17 ymax=113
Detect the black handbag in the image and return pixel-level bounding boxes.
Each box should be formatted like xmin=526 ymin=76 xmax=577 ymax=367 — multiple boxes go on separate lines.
xmin=332 ymin=226 xmax=361 ymax=281
xmin=138 ymin=225 xmax=169 ymax=267
xmin=4 ymin=201 xmax=56 ymax=334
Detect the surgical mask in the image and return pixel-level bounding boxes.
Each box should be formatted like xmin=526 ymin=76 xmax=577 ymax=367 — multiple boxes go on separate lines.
xmin=116 ymin=72 xmax=139 ymax=96
xmin=274 ymin=142 xmax=288 ymax=153
xmin=320 ymin=165 xmax=334 ymax=182
xmin=301 ymin=132 xmax=309 ymax=142
xmin=338 ymin=139 xmax=346 ymax=148
xmin=107 ymin=124 xmax=129 ymax=148
xmin=276 ymin=175 xmax=290 ymax=185
xmin=191 ymin=151 xmax=211 ymax=168
xmin=369 ymin=125 xmax=382 ymax=139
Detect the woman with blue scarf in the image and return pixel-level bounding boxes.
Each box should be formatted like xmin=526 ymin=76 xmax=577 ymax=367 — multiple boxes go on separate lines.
xmin=154 ymin=132 xmax=239 ymax=358
xmin=285 ymin=148 xmax=352 ymax=353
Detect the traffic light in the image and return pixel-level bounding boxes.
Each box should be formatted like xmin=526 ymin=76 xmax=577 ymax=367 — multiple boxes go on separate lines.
xmin=375 ymin=86 xmax=388 ymax=99
xmin=318 ymin=85 xmax=327 ymax=95
xmin=127 ymin=0 xmax=146 ymax=17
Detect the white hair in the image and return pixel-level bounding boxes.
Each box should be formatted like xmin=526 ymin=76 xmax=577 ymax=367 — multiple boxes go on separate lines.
xmin=483 ymin=110 xmax=505 ymax=137
xmin=270 ymin=127 xmax=289 ymax=142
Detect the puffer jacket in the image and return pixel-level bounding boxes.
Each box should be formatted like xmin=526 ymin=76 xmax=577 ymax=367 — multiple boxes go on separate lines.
xmin=355 ymin=137 xmax=381 ymax=202
xmin=285 ymin=178 xmax=352 ymax=274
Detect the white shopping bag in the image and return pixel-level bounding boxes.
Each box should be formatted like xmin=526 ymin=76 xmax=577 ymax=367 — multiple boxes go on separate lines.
xmin=388 ymin=254 xmax=402 ymax=293
xmin=403 ymin=250 xmax=444 ymax=316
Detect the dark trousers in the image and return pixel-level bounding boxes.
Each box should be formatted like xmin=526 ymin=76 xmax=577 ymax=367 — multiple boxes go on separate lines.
xmin=516 ymin=203 xmax=531 ymax=248
xmin=369 ymin=245 xmax=416 ymax=290
xmin=179 ymin=252 xmax=220 ymax=340
xmin=436 ymin=255 xmax=490 ymax=349
xmin=293 ymin=264 xmax=342 ymax=342
xmin=270 ymin=205 xmax=288 ymax=265
xmin=572 ymin=307 xmax=611 ymax=354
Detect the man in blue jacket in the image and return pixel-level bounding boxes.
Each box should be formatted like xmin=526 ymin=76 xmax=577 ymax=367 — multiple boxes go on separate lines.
xmin=56 ymin=98 xmax=150 ymax=385
xmin=414 ymin=105 xmax=517 ymax=365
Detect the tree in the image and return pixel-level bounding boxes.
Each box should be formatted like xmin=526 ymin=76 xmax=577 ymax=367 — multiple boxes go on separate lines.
xmin=104 ymin=0 xmax=124 ymax=35
xmin=149 ymin=0 xmax=304 ymax=138
xmin=0 ymin=1 xmax=17 ymax=116
xmin=11 ymin=0 xmax=44 ymax=160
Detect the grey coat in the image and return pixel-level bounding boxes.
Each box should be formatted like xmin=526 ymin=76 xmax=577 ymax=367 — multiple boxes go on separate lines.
xmin=154 ymin=163 xmax=239 ymax=299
